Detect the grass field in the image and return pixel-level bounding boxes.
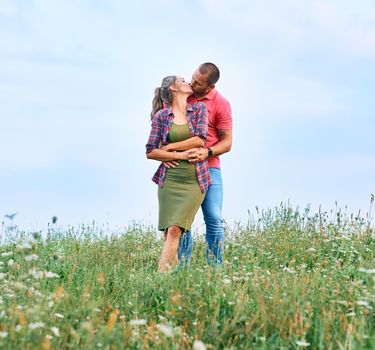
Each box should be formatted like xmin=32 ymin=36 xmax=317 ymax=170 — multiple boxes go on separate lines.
xmin=0 ymin=204 xmax=374 ymax=349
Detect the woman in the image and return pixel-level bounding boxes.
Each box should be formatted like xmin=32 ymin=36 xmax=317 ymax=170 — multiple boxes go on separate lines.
xmin=146 ymin=76 xmax=211 ymax=272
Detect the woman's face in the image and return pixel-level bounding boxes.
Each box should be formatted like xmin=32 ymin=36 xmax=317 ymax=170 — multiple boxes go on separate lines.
xmin=173 ymin=77 xmax=193 ymax=95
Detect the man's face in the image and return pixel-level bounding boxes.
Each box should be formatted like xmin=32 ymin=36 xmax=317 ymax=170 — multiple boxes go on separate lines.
xmin=190 ymin=69 xmax=213 ymax=97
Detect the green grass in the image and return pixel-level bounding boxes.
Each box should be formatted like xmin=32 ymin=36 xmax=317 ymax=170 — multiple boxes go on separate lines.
xmin=0 ymin=204 xmax=374 ymax=349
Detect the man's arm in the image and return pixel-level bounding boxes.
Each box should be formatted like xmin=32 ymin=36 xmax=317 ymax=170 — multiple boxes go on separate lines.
xmin=187 ymin=129 xmax=232 ymax=163
xmin=210 ymin=129 xmax=232 ymax=156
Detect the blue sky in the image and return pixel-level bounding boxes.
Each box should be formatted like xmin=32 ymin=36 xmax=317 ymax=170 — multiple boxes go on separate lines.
xmin=1 ymin=0 xmax=374 ymax=231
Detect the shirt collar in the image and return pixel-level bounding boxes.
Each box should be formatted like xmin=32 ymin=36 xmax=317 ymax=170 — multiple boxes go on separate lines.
xmin=165 ymin=104 xmax=194 ymax=115
xmin=196 ymin=88 xmax=216 ymax=101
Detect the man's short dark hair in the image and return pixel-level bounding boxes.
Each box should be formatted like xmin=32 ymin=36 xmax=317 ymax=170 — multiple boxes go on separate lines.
xmin=199 ymin=62 xmax=220 ymax=85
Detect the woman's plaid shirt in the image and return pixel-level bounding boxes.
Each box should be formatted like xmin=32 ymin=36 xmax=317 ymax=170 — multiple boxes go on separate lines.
xmin=145 ymin=102 xmax=211 ymax=193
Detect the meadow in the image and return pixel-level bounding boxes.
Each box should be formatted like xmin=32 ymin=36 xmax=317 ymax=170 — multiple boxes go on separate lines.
xmin=0 ymin=204 xmax=374 ymax=349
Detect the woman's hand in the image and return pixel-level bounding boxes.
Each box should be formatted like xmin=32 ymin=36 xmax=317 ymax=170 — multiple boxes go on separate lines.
xmin=175 ymin=150 xmax=190 ymax=161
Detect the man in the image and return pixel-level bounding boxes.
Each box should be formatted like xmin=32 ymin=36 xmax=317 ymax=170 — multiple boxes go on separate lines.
xmin=167 ymin=62 xmax=232 ymax=265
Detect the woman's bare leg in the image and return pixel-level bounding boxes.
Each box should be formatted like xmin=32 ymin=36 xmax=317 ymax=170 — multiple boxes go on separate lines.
xmin=158 ymin=225 xmax=182 ymax=272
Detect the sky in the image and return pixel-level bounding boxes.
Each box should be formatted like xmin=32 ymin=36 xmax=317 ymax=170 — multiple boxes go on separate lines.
xmin=1 ymin=0 xmax=374 ymax=233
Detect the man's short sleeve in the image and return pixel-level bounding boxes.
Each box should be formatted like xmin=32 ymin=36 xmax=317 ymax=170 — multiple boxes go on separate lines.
xmin=215 ymin=99 xmax=232 ymax=131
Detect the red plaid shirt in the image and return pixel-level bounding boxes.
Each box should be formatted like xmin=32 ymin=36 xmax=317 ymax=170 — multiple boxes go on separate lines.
xmin=146 ymin=102 xmax=211 ymax=192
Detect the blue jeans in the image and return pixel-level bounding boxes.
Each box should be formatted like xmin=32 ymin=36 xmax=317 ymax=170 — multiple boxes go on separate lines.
xmin=178 ymin=168 xmax=224 ymax=266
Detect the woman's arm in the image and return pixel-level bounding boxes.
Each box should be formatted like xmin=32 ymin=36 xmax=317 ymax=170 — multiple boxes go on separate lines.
xmin=160 ymin=136 xmax=204 ymax=152
xmin=145 ymin=113 xmax=162 ymax=155
xmin=161 ymin=103 xmax=208 ymax=152
xmin=147 ymin=149 xmax=189 ymax=161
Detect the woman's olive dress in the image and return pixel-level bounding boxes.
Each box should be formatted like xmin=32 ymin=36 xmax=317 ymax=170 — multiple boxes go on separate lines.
xmin=158 ymin=122 xmax=205 ymax=232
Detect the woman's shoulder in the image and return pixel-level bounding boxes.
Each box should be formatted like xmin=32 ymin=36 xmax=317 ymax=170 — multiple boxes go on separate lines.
xmin=152 ymin=107 xmax=171 ymax=120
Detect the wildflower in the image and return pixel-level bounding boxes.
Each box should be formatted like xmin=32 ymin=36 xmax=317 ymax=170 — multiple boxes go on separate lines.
xmin=284 ymin=267 xmax=296 ymax=274
xmin=13 ymin=282 xmax=25 ymax=290
xmin=93 ymin=308 xmax=101 ymax=313
xmin=232 ymin=276 xmax=244 ymax=282
xmin=80 ymin=321 xmax=93 ymax=332
xmin=51 ymin=327 xmax=60 ymax=337
xmin=223 ymin=278 xmax=231 ymax=285
xmin=17 ymin=241 xmax=33 ymax=251
xmin=0 ymin=331 xmax=8 ymax=338
xmin=44 ymin=271 xmax=59 ymax=278
xmin=156 ymin=324 xmax=174 ymax=337
xmin=358 ymin=268 xmax=375 ymax=274
xmin=107 ymin=309 xmax=119 ymax=332
xmin=128 ymin=319 xmax=147 ymax=326
xmin=17 ymin=311 xmax=27 ymax=326
xmin=296 ymin=339 xmax=310 ymax=347
xmin=97 ymin=272 xmax=105 ymax=287
xmin=1 ymin=252 xmax=12 ymax=257
xmin=0 ymin=273 xmax=6 ymax=280
xmin=173 ymin=326 xmax=183 ymax=336
xmin=307 ymin=248 xmax=316 ymax=252
xmin=48 ymin=301 xmax=54 ymax=308
xmin=25 ymin=254 xmax=39 ymax=262
xmin=356 ymin=301 xmax=372 ymax=309
xmin=193 ymin=340 xmax=207 ymax=350
xmin=29 ymin=322 xmax=45 ymax=330
xmin=7 ymin=259 xmax=15 ymax=267
xmin=54 ymin=313 xmax=64 ymax=319
xmin=54 ymin=286 xmax=65 ymax=300
xmin=0 ymin=310 xmax=6 ymax=318
xmin=15 ymin=325 xmax=22 ymax=332
xmin=29 ymin=269 xmax=43 ymax=279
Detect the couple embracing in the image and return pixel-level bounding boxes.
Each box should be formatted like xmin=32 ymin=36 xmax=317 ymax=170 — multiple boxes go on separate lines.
xmin=146 ymin=63 xmax=232 ymax=272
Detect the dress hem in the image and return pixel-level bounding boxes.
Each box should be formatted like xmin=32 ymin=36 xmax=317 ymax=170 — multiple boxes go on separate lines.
xmin=158 ymin=223 xmax=191 ymax=232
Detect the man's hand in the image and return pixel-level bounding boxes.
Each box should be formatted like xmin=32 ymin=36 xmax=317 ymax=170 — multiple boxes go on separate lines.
xmin=187 ymin=147 xmax=209 ymax=164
